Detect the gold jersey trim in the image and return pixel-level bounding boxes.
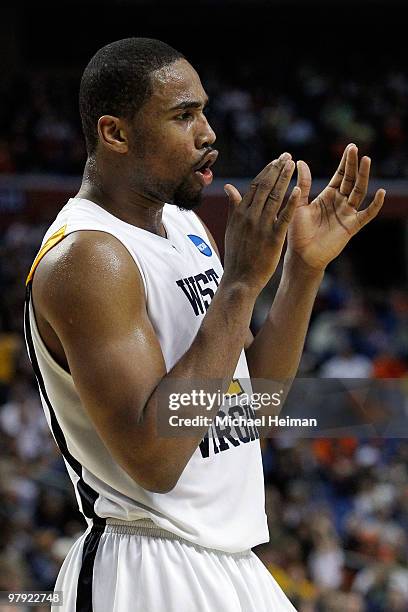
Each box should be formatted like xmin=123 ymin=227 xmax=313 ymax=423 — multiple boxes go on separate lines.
xmin=26 ymin=225 xmax=67 ymax=285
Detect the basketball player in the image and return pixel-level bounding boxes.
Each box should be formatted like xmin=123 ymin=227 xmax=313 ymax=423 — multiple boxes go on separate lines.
xmin=24 ymin=39 xmax=385 ymax=611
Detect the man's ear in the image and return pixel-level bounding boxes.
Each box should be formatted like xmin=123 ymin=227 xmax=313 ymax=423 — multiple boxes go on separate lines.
xmin=97 ymin=116 xmax=128 ymax=153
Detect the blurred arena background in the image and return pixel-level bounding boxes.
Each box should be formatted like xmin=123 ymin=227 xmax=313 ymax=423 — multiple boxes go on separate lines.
xmin=0 ymin=1 xmax=407 ymax=610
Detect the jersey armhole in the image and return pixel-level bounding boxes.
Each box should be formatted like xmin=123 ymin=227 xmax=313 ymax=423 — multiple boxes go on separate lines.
xmin=25 ymin=227 xmax=149 ymax=381
xmin=27 ymin=226 xmax=149 ymax=301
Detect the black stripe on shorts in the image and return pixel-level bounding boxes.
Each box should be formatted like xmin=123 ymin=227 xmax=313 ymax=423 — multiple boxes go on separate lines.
xmin=76 ymin=521 xmax=106 ymax=612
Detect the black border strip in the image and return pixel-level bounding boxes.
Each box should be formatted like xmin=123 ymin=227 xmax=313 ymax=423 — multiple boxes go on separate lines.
xmin=24 ymin=281 xmax=103 ymax=521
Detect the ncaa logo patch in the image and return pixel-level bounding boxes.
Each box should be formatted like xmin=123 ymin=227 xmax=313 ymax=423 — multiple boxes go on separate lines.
xmin=187 ymin=234 xmax=212 ymax=257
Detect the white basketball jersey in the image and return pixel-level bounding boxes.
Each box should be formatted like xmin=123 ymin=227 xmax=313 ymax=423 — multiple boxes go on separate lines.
xmin=24 ymin=197 xmax=269 ymax=553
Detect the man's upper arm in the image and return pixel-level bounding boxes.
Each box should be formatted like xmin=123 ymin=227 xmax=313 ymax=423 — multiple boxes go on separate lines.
xmin=32 ymin=230 xmax=167 ymax=485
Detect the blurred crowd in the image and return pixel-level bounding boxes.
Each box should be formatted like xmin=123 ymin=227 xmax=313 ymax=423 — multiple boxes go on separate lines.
xmin=0 ymin=221 xmax=84 ymax=611
xmin=254 ymin=255 xmax=408 ymax=609
xmin=0 ymin=215 xmax=407 ymax=611
xmin=1 ymin=61 xmax=408 ymax=178
xmin=258 ymin=438 xmax=408 ymax=611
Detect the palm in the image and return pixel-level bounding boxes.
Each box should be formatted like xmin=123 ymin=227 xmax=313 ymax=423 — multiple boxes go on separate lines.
xmin=289 ymin=186 xmax=360 ymax=270
xmin=287 ymin=145 xmax=385 ymax=271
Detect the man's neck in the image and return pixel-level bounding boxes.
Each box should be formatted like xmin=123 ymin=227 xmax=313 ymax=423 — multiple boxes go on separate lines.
xmin=76 ymin=160 xmax=167 ymax=238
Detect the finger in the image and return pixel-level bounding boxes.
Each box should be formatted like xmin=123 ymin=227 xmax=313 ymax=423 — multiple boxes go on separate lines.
xmin=243 ymin=153 xmax=292 ymax=210
xmin=224 ymin=183 xmax=242 ymax=224
xmin=339 ymin=145 xmax=358 ymax=196
xmin=255 ymin=160 xmax=295 ymax=219
xmin=329 ymin=143 xmax=356 ymax=189
xmin=348 ymin=156 xmax=370 ymax=209
xmin=296 ymin=160 xmax=312 ymax=206
xmin=224 ymin=183 xmax=242 ymax=207
xmin=356 ymin=189 xmax=386 ymax=229
xmin=279 ymin=152 xmax=292 ymax=162
xmin=274 ymin=186 xmax=301 ymax=236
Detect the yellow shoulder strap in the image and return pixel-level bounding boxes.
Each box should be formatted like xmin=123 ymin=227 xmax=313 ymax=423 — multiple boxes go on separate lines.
xmin=26 ymin=225 xmax=67 ymax=285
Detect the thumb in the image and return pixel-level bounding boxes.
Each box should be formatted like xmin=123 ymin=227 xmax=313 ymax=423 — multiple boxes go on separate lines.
xmin=296 ymin=160 xmax=312 ymax=206
xmin=224 ymin=183 xmax=242 ymax=207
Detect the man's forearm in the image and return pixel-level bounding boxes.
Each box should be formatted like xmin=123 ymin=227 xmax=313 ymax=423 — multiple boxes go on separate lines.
xmin=135 ymin=280 xmax=257 ymax=492
xmin=246 ymin=251 xmax=324 ymax=381
xmin=128 ymin=254 xmax=321 ymax=493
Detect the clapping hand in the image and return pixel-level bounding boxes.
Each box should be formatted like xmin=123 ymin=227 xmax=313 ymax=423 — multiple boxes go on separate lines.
xmin=286 ymin=144 xmax=386 ymax=271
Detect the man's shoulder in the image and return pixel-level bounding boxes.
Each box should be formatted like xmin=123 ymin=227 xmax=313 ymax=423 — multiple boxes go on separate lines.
xmin=32 ymin=229 xmax=144 ymax=321
xmin=36 ymin=229 xmax=132 ymax=279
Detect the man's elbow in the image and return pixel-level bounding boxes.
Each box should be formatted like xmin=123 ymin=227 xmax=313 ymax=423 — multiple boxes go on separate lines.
xmin=140 ymin=477 xmax=178 ymax=495
xmin=130 ymin=464 xmax=180 ymax=494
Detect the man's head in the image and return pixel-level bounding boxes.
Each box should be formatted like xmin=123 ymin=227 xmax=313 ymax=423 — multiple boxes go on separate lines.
xmin=79 ymin=38 xmax=217 ymax=210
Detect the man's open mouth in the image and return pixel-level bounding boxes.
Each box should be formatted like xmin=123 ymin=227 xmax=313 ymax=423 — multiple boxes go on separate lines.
xmin=194 ymin=150 xmax=218 ymax=172
xmin=194 ymin=150 xmax=218 ymax=186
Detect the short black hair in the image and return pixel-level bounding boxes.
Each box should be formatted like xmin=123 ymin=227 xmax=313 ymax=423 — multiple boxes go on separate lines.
xmin=79 ymin=37 xmax=185 ymax=155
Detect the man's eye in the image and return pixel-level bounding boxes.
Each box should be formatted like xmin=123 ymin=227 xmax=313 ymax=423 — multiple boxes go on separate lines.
xmin=177 ymin=112 xmax=193 ymax=121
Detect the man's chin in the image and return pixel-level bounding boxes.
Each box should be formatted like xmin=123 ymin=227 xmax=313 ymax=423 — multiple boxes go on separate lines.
xmin=172 ymin=187 xmax=203 ymax=211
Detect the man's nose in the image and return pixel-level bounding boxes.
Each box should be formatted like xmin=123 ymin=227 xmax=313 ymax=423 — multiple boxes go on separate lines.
xmin=196 ymin=116 xmax=216 ymax=149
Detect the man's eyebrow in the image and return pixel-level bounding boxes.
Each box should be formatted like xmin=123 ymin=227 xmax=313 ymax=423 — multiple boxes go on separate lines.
xmin=168 ymin=97 xmax=210 ymax=111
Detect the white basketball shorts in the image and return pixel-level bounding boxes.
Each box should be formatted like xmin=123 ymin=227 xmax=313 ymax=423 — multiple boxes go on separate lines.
xmin=52 ymin=518 xmax=297 ymax=611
